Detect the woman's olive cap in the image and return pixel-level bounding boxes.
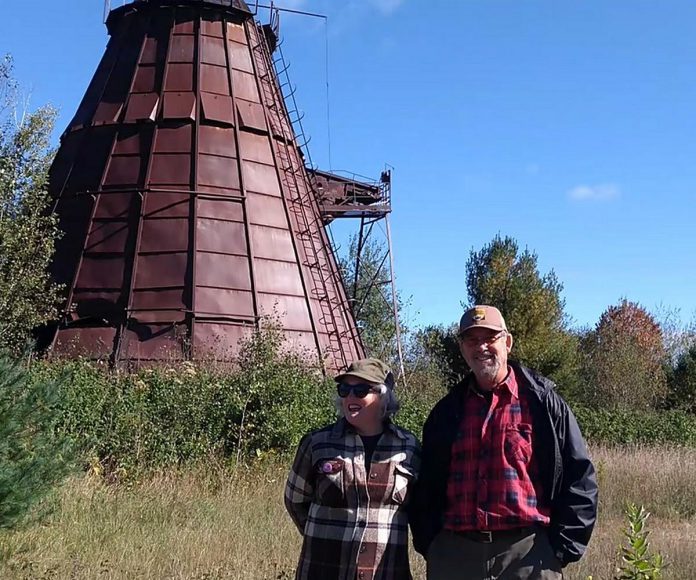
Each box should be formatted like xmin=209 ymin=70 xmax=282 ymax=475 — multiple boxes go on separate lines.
xmin=334 ymin=358 xmax=393 ymax=387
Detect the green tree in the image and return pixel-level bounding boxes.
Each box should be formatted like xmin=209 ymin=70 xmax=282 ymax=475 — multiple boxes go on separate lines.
xmin=580 ymin=299 xmax=667 ymax=410
xmin=340 ymin=234 xmax=406 ymax=366
xmin=465 ymin=235 xmax=579 ymax=392
xmin=666 ymin=344 xmax=696 ymax=413
xmin=0 ymin=355 xmax=75 ymax=529
xmin=0 ymin=55 xmax=62 ymax=355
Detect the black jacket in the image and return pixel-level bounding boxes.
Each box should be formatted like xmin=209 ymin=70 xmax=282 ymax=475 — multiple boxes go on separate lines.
xmin=410 ymin=361 xmax=598 ymax=568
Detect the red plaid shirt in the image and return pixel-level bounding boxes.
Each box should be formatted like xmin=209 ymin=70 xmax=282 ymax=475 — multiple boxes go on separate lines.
xmin=444 ymin=367 xmax=551 ymax=531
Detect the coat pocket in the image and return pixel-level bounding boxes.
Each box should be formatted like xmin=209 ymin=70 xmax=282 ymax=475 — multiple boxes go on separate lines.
xmin=391 ymin=463 xmax=415 ymax=505
xmin=314 ymin=459 xmax=345 ymax=507
xmin=504 ymin=423 xmax=533 ymax=464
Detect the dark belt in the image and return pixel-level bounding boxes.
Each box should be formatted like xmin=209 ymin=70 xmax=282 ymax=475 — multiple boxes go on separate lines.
xmin=452 ymin=527 xmax=536 ymax=544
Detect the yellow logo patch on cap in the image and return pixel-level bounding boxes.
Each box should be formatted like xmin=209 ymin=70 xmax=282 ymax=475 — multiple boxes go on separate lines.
xmin=473 ymin=307 xmax=486 ymax=321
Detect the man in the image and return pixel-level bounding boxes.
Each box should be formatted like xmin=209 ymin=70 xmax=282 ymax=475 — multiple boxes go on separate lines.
xmin=411 ymin=305 xmax=597 ymax=579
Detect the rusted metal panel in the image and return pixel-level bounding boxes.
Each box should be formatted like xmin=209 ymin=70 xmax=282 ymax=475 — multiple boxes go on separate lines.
xmin=195 ymin=253 xmax=252 ymax=290
xmin=200 ymin=93 xmax=234 ymax=125
xmin=143 ymin=192 xmax=190 ymax=218
xmin=124 ymin=93 xmax=159 ymax=122
xmin=226 ymin=21 xmax=247 ymax=44
xmin=46 ymin=0 xmax=364 ymax=370
xmin=245 ymin=192 xmax=288 ymax=228
xmin=162 ymin=92 xmax=196 ymax=120
xmin=139 ymin=218 xmax=190 ymax=252
xmin=197 ymin=218 xmax=247 ymax=254
xmin=201 ymin=18 xmax=224 ymax=39
xmin=196 ymin=198 xmax=244 ymax=221
xmin=131 ymin=288 xmax=185 ymax=310
xmin=85 ymin=221 xmax=130 ymax=253
xmin=231 ymin=70 xmax=259 ymax=102
xmin=227 ymin=40 xmax=253 ymax=73
xmin=154 ymin=124 xmax=193 ymax=152
xmin=201 ymin=36 xmax=227 ymax=66
xmin=236 ymin=100 xmax=266 ymax=132
xmin=169 ymin=35 xmax=195 ymax=63
xmin=200 ymin=64 xmax=230 ymax=95
xmin=103 ymin=156 xmax=142 ymax=186
xmin=198 ymin=154 xmax=240 ymax=190
xmin=134 ymin=253 xmax=188 ymax=288
xmin=253 ymin=259 xmax=304 ymax=296
xmin=238 ymin=131 xmax=273 ymax=164
xmin=149 ymin=153 xmax=191 ymax=185
xmin=164 ymin=63 xmax=194 ymax=91
xmin=76 ymin=256 xmax=125 ymax=289
xmin=249 ymin=225 xmax=295 ymax=262
xmin=241 ymin=160 xmax=280 ymax=195
xmin=257 ymin=294 xmax=312 ymax=332
xmin=195 ymin=288 xmax=254 ymax=317
xmin=94 ymin=193 xmax=134 ymax=219
xmin=199 ymin=125 xmax=236 ymax=155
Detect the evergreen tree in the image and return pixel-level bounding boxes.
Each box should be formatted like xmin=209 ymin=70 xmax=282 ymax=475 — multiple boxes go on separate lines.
xmin=464 ymin=235 xmax=579 ymax=392
xmin=0 ymin=55 xmax=62 ymax=355
xmin=666 ymin=344 xmax=696 ymax=413
xmin=0 ymin=356 xmax=75 ymax=529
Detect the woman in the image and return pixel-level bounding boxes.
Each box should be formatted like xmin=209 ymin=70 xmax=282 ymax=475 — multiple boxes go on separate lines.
xmin=284 ymin=358 xmax=421 ymax=580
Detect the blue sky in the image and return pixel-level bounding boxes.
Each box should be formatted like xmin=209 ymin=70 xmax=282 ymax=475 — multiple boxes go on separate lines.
xmin=2 ymin=1 xmax=695 ymax=331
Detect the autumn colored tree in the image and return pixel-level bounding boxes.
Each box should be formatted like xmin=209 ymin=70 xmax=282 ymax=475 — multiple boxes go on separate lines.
xmin=580 ymin=299 xmax=668 ymax=410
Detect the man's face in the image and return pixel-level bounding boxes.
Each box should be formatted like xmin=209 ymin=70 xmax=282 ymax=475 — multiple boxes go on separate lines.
xmin=458 ymin=327 xmax=513 ymax=388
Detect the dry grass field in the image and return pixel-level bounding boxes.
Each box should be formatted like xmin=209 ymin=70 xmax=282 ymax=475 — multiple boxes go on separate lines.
xmin=0 ymin=446 xmax=694 ymax=579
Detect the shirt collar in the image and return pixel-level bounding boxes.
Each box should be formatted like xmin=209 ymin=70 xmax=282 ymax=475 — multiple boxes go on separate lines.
xmin=467 ymin=366 xmax=518 ymax=399
xmin=330 ymin=417 xmax=403 ymax=439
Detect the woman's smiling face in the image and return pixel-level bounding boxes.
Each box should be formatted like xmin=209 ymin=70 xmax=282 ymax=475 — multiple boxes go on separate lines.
xmin=340 ymin=375 xmax=383 ymax=435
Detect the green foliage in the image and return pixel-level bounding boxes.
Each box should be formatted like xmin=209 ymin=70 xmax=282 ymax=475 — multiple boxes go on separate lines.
xmin=580 ymin=299 xmax=668 ymax=411
xmin=464 ymin=235 xmax=580 ymax=393
xmin=666 ymin=345 xmax=696 ymax=413
xmin=614 ymin=503 xmax=665 ymax=580
xmin=0 ymin=355 xmax=75 ymax=529
xmin=0 ymin=55 xmax=62 ymax=355
xmin=340 ymin=234 xmax=406 ymax=365
xmin=574 ymin=405 xmax=696 ymax=446
xmin=31 ymin=325 xmax=335 ymax=477
xmin=407 ymin=324 xmax=466 ymax=388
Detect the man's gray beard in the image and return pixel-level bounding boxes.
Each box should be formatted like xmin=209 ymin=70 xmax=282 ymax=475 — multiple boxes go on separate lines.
xmin=475 ymin=358 xmax=501 ymax=385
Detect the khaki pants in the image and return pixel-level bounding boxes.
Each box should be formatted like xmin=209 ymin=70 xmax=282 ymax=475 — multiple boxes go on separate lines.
xmin=426 ymin=528 xmax=563 ymax=580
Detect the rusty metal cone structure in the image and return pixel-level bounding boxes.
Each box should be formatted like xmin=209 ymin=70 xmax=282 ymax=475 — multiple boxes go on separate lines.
xmin=46 ymin=0 xmax=364 ymax=370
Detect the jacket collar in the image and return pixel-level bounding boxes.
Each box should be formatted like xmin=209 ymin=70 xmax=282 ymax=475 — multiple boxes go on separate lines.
xmin=329 ymin=417 xmax=405 ymax=440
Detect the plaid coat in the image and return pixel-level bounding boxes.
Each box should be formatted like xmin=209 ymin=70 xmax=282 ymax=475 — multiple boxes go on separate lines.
xmin=284 ymin=418 xmax=421 ymax=580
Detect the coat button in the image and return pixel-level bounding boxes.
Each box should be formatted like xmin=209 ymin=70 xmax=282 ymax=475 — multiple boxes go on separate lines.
xmin=359 ymin=545 xmax=366 ymax=553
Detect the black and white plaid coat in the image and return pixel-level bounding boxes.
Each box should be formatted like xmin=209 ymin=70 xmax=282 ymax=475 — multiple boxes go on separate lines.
xmin=284 ymin=418 xmax=421 ymax=580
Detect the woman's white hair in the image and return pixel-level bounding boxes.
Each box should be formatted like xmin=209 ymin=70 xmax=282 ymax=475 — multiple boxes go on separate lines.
xmin=335 ymin=383 xmax=401 ymax=419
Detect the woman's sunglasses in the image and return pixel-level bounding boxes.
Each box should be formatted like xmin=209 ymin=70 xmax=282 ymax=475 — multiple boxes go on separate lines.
xmin=337 ymin=383 xmax=378 ymax=398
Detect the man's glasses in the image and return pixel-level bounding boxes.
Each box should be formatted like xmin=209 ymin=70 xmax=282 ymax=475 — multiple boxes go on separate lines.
xmin=459 ymin=331 xmax=506 ymax=347
xmin=337 ymin=383 xmax=378 ymax=398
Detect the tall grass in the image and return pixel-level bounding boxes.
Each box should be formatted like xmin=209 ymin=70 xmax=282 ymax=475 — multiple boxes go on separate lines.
xmin=0 ymin=446 xmax=694 ymax=579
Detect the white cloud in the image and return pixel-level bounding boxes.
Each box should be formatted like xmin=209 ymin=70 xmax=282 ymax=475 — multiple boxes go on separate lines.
xmin=370 ymin=0 xmax=405 ymax=15
xmin=567 ymin=183 xmax=621 ymax=202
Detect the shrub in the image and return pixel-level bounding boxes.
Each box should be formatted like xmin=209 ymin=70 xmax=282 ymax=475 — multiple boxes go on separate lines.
xmin=29 ymin=325 xmax=336 ymax=477
xmin=574 ymin=405 xmax=696 ymax=447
